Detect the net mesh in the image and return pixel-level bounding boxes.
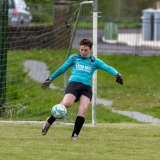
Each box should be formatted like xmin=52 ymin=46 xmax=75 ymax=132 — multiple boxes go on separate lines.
xmin=0 ymin=0 xmax=93 ymax=123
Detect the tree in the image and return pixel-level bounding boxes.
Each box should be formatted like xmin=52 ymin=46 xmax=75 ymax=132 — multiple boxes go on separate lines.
xmin=121 ymin=0 xmax=157 ymax=18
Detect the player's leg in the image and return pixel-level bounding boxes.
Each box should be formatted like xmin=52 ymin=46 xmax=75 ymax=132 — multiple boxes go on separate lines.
xmin=41 ymin=94 xmax=76 ymax=136
xmin=61 ymin=93 xmax=76 ymax=108
xmin=71 ymin=95 xmax=90 ymax=140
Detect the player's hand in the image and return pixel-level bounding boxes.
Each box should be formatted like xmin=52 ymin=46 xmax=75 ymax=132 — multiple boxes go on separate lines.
xmin=41 ymin=78 xmax=52 ymax=90
xmin=115 ymin=73 xmax=123 ymax=85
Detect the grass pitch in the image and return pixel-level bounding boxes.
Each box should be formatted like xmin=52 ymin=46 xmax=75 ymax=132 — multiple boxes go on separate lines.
xmin=0 ymin=123 xmax=160 ymax=160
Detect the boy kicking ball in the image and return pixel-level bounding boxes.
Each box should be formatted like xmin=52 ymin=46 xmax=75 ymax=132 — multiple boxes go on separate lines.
xmin=41 ymin=38 xmax=123 ymax=140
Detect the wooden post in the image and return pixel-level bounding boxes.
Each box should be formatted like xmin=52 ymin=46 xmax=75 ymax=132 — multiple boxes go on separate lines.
xmin=53 ymin=2 xmax=72 ymax=49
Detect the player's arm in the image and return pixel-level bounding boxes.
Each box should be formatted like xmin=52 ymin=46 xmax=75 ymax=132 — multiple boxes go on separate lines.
xmin=41 ymin=56 xmax=73 ymax=90
xmin=49 ymin=56 xmax=73 ymax=80
xmin=96 ymin=59 xmax=123 ymax=85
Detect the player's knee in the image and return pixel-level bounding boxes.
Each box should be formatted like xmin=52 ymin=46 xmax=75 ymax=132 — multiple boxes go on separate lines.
xmin=61 ymin=101 xmax=72 ymax=108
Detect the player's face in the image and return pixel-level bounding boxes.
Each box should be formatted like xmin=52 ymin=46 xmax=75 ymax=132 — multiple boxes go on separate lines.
xmin=79 ymin=45 xmax=92 ymax=58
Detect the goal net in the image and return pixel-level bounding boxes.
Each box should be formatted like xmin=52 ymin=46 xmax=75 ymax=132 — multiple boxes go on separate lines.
xmin=0 ymin=0 xmax=94 ymax=123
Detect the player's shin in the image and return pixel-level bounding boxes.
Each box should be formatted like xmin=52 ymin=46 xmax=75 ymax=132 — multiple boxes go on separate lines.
xmin=47 ymin=115 xmax=56 ymax=124
xmin=71 ymin=116 xmax=85 ymax=139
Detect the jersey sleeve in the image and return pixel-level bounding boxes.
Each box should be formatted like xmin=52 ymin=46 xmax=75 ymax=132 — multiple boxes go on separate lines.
xmin=50 ymin=55 xmax=73 ymax=80
xmin=96 ymin=59 xmax=118 ymax=76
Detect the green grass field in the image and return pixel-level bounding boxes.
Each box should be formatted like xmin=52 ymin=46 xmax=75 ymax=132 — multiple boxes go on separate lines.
xmin=0 ymin=123 xmax=160 ymax=160
xmin=1 ymin=49 xmax=160 ymax=159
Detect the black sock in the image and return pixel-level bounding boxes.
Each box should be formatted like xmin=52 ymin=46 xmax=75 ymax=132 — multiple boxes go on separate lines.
xmin=71 ymin=116 xmax=85 ymax=137
xmin=47 ymin=115 xmax=56 ymax=125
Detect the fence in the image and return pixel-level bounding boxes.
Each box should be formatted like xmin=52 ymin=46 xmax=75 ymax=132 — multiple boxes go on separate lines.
xmin=73 ymin=17 xmax=160 ymax=56
xmin=6 ymin=19 xmax=160 ymax=56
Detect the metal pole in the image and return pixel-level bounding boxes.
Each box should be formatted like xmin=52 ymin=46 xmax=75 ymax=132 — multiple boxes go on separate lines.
xmin=63 ymin=1 xmax=93 ymax=123
xmin=65 ymin=1 xmax=94 ymax=60
xmin=92 ymin=0 xmax=98 ymax=126
xmin=0 ymin=0 xmax=8 ymax=116
xmin=64 ymin=1 xmax=94 ymax=88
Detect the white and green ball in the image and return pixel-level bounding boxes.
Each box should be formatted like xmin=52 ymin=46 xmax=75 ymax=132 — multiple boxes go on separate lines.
xmin=51 ymin=104 xmax=67 ymax=119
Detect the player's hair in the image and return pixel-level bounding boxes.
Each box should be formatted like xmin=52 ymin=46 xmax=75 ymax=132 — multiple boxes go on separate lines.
xmin=79 ymin=38 xmax=93 ymax=49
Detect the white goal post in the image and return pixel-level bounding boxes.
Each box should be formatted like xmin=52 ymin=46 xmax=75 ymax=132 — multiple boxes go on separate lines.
xmin=72 ymin=0 xmax=98 ymax=126
xmin=92 ymin=0 xmax=98 ymax=126
xmin=64 ymin=1 xmax=98 ymax=125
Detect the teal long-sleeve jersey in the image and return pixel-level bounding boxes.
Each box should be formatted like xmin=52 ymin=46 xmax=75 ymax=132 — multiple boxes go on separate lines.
xmin=50 ymin=54 xmax=118 ymax=86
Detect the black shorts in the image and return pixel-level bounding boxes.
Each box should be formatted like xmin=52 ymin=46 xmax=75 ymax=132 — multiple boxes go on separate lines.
xmin=65 ymin=82 xmax=92 ymax=102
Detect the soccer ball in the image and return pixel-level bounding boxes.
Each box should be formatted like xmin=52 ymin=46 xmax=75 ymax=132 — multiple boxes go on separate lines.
xmin=51 ymin=104 xmax=67 ymax=119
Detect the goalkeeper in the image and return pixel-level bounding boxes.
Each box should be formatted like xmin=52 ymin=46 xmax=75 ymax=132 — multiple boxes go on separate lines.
xmin=41 ymin=38 xmax=123 ymax=140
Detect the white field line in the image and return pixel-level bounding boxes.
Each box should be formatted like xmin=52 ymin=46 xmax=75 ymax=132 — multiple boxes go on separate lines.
xmin=0 ymin=120 xmax=96 ymax=126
